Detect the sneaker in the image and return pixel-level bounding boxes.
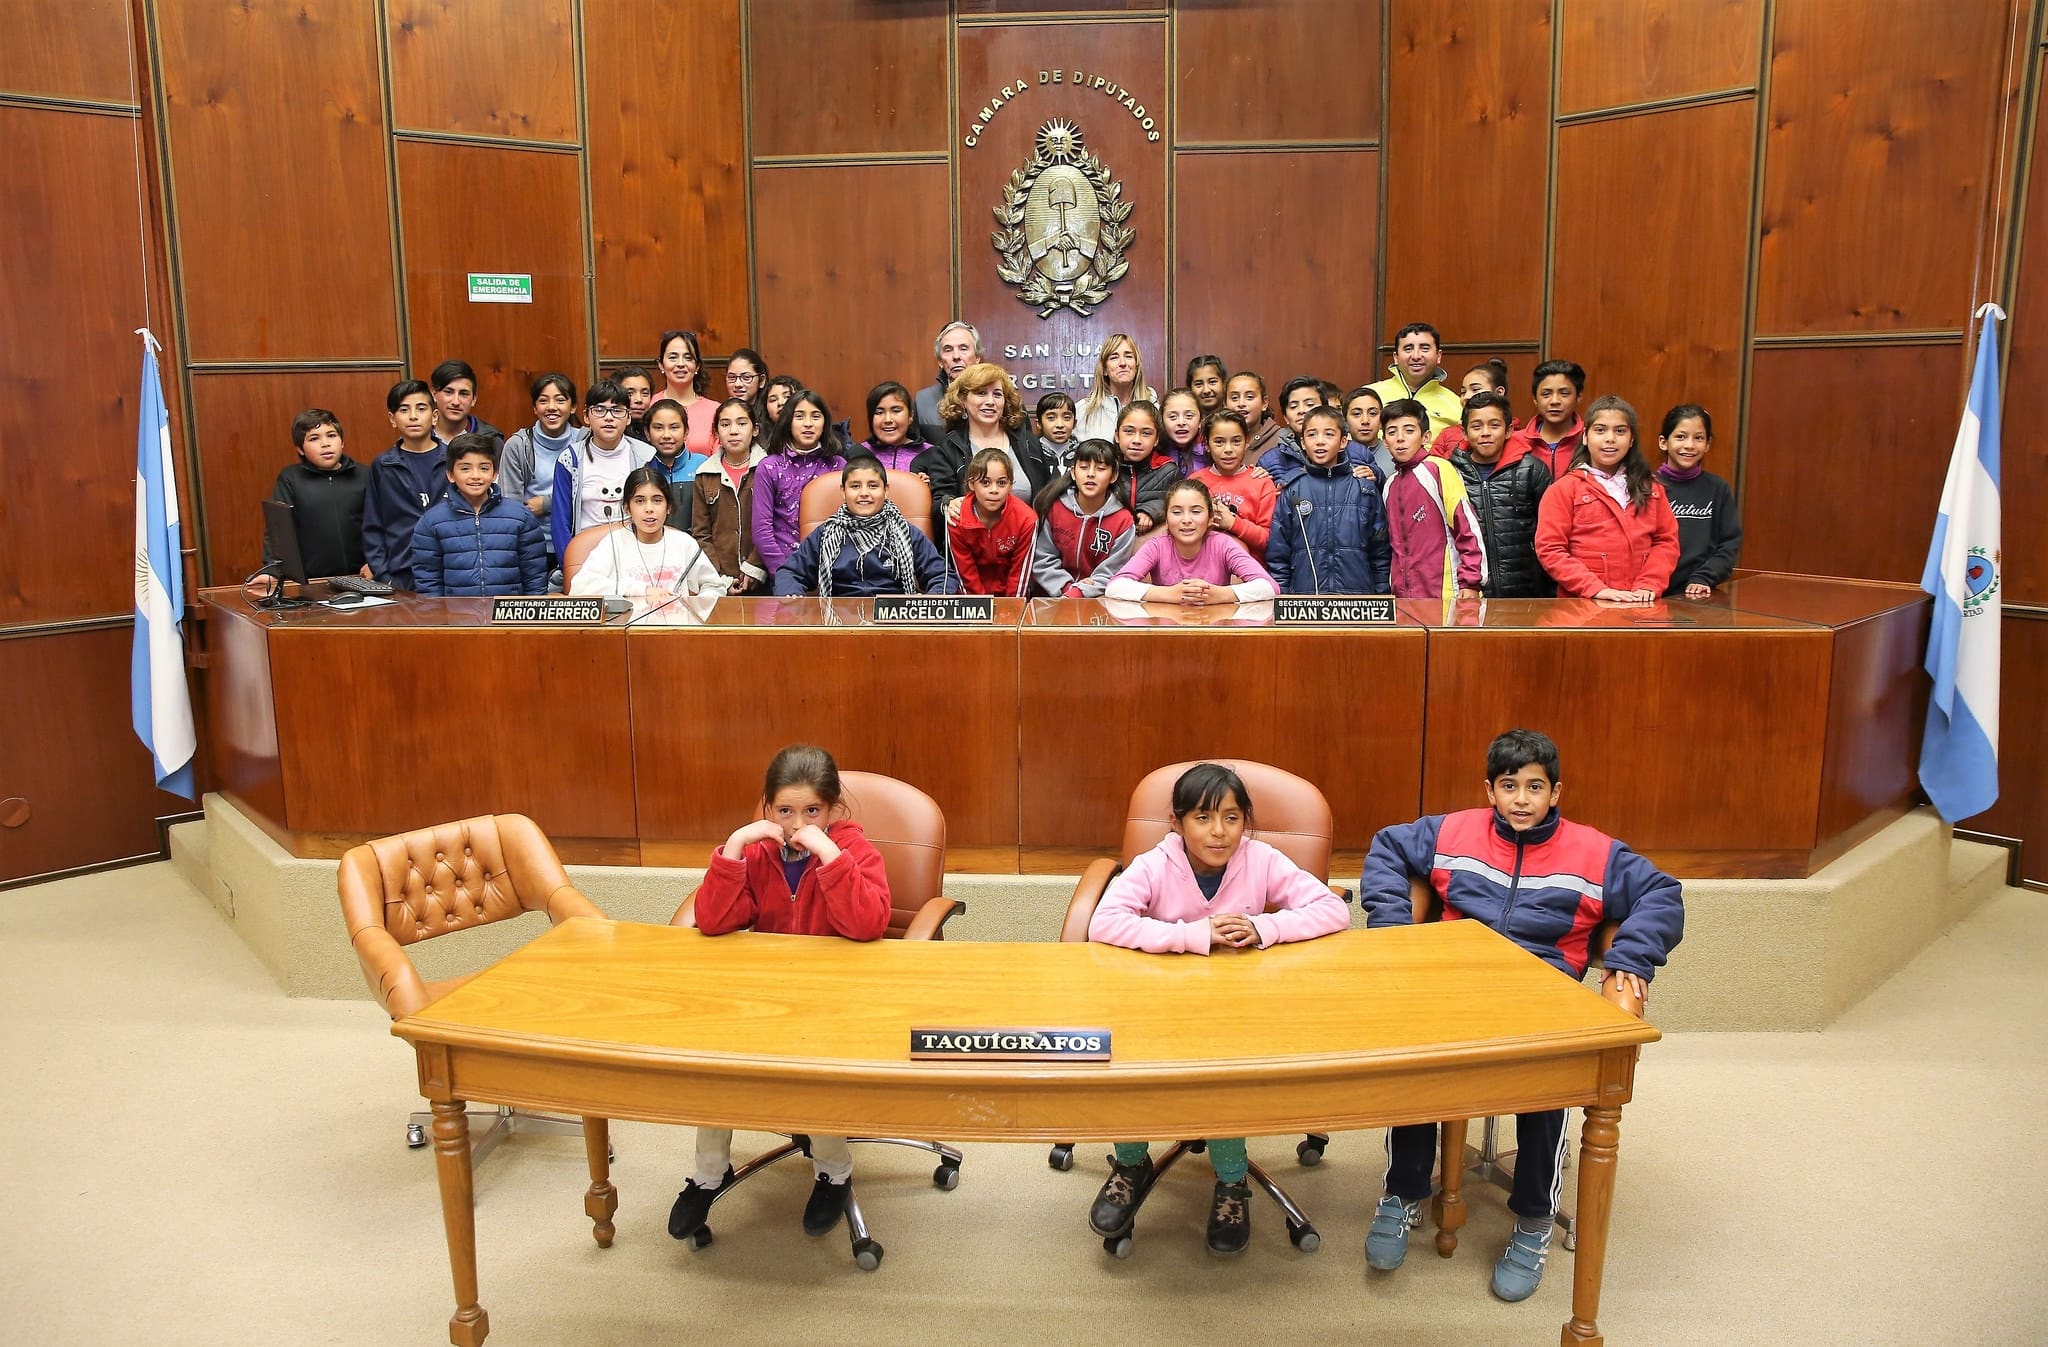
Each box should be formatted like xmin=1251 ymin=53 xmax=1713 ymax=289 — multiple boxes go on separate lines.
xmin=1365 ymin=1193 xmax=1422 ymax=1270
xmin=802 ymin=1174 xmax=849 ymax=1235
xmin=1206 ymin=1179 xmax=1252 ymax=1256
xmin=1490 ymin=1224 xmax=1554 ymax=1301
xmin=667 ymin=1167 xmax=733 ymax=1240
xmin=1088 ymin=1155 xmax=1152 ymax=1236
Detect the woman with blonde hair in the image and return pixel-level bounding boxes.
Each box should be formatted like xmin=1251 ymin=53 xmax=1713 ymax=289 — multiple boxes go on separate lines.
xmin=1073 ymin=333 xmax=1158 ymax=441
xmin=911 ymin=361 xmax=1056 ymax=524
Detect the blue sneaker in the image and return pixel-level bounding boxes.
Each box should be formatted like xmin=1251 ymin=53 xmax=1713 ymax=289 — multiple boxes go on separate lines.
xmin=1490 ymin=1224 xmax=1553 ymax=1301
xmin=1365 ymin=1194 xmax=1421 ymax=1270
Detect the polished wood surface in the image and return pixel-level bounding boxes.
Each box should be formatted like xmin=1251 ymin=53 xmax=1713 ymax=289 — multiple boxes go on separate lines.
xmin=2000 ymin=70 xmax=2048 ymax=609
xmin=387 ymin=0 xmax=578 ymax=143
xmin=1757 ymin=0 xmax=2012 ymax=334
xmin=747 ymin=0 xmax=948 ymax=157
xmin=1173 ymin=148 xmax=1380 ymax=393
xmin=1557 ymin=0 xmax=1763 ymax=114
xmin=587 ymin=0 xmax=749 ymax=358
xmin=1174 ymin=1 xmax=1381 ymax=144
xmin=1551 ymin=97 xmax=1753 ymax=439
xmin=630 ymin=598 xmax=1024 ymax=848
xmin=156 ymin=0 xmax=398 ymax=361
xmin=1742 ymin=343 xmax=1965 ymax=584
xmin=398 ymin=139 xmax=589 ymax=433
xmin=1385 ymin=0 xmax=1552 ymax=345
xmin=1017 ymin=599 xmax=1427 ymax=852
xmin=0 ymin=0 xmax=133 ymax=102
xmin=205 ymin=600 xmax=286 ymax=832
xmin=396 ymin=918 xmax=1656 ymax=1346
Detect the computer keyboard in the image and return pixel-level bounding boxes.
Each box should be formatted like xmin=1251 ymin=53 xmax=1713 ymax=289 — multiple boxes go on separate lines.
xmin=329 ymin=575 xmax=395 ymax=596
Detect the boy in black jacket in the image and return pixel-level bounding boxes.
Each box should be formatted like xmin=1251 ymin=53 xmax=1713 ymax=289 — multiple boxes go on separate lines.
xmin=266 ymin=409 xmax=369 ymax=580
xmin=1448 ymin=391 xmax=1554 ymax=597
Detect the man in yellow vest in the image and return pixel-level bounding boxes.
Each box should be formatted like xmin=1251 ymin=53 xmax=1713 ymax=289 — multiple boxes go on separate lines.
xmin=1368 ymin=322 xmax=1462 ymax=448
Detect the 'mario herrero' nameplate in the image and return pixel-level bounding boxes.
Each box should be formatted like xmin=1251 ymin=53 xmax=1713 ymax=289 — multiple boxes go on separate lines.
xmin=492 ymin=596 xmax=606 ymax=623
xmin=1272 ymin=596 xmax=1396 ymax=625
xmin=909 ymin=1027 xmax=1111 ymax=1061
xmin=872 ymin=595 xmax=996 ymax=624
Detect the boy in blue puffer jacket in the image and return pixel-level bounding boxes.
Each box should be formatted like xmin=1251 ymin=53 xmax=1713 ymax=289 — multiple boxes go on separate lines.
xmin=1264 ymin=406 xmax=1392 ymax=594
xmin=1357 ymin=727 xmax=1683 ymax=1303
xmin=412 ymin=434 xmax=548 ymax=597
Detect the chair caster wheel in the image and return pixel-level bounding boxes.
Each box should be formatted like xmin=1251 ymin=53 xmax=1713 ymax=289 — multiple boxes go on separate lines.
xmin=1296 ymin=1134 xmax=1327 ymax=1166
xmin=1104 ymin=1233 xmax=1133 ymax=1259
xmin=1288 ymin=1222 xmax=1321 ymax=1253
xmin=1563 ymin=1228 xmax=1578 ymax=1253
xmin=608 ymin=1144 xmax=616 ymax=1163
xmin=406 ymin=1123 xmax=427 ymax=1149
xmin=1188 ymin=1140 xmax=1208 ymax=1154
xmin=853 ymin=1238 xmax=884 ymax=1271
xmin=687 ymin=1227 xmax=714 ymax=1252
xmin=933 ymin=1162 xmax=961 ymax=1190
xmin=1047 ymin=1144 xmax=1074 ymax=1171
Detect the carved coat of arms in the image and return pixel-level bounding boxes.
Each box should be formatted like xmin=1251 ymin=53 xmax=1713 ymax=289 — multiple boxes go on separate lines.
xmin=992 ymin=120 xmax=1134 ymax=318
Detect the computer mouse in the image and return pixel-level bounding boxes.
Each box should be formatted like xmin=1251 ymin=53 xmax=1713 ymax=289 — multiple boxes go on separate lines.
xmin=327 ymin=591 xmax=364 ymax=606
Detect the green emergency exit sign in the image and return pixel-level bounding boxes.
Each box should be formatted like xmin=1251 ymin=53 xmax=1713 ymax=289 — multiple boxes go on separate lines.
xmin=467 ymin=273 xmax=533 ymax=303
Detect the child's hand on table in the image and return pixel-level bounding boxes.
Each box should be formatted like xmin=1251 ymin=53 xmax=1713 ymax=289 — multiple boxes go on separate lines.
xmin=1209 ymin=913 xmax=1259 ymax=949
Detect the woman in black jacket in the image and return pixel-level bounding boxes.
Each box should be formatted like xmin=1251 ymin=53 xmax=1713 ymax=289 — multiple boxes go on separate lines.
xmin=1447 ymin=392 xmax=1554 ymax=597
xmin=911 ymin=362 xmax=1056 ymax=526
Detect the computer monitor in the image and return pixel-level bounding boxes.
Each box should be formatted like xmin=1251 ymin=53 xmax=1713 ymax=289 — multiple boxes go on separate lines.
xmin=260 ymin=498 xmax=311 ymax=586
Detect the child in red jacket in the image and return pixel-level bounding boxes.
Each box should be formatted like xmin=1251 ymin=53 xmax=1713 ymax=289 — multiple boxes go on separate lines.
xmin=946 ymin=447 xmax=1039 ymax=595
xmin=1533 ymin=395 xmax=1679 ymax=601
xmin=668 ymin=745 xmax=892 ymax=1244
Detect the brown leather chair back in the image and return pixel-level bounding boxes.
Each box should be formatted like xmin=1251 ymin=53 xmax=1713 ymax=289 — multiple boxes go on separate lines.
xmin=797 ymin=471 xmax=934 ymax=541
xmin=673 ymin=771 xmax=949 ymax=940
xmin=1118 ymin=760 xmax=1334 ymax=880
xmin=562 ymin=522 xmax=628 ymax=588
xmin=338 ymin=813 xmax=603 ymax=1018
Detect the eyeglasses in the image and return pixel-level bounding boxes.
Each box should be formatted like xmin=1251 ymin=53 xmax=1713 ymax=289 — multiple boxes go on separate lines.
xmin=728 ymin=372 xmax=759 ymax=386
xmin=587 ymin=405 xmax=629 ymax=418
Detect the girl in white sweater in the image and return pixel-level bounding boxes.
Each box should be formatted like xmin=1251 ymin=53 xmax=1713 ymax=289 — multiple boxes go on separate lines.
xmin=569 ymin=466 xmax=727 ymax=603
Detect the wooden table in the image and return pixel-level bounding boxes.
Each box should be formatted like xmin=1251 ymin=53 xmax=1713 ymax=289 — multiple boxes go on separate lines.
xmin=394 ymin=919 xmax=1660 ymax=1346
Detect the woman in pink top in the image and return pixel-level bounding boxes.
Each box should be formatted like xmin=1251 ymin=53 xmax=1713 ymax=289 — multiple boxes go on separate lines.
xmin=1103 ymin=479 xmax=1277 ymax=605
xmin=1084 ymin=763 xmax=1349 ymax=1257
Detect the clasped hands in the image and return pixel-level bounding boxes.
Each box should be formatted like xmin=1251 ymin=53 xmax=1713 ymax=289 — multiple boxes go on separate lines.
xmin=1208 ymin=913 xmax=1261 ymax=950
xmin=722 ymin=818 xmax=842 ymax=865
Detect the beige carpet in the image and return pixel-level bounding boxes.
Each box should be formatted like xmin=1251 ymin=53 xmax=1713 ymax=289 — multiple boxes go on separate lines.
xmin=2 ymin=863 xmax=2044 ymax=1347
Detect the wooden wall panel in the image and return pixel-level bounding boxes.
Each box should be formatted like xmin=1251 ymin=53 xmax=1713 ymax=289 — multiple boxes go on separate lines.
xmin=1173 ymin=149 xmax=1379 ymax=389
xmin=587 ymin=0 xmax=750 ymax=359
xmin=1384 ymin=0 xmax=1551 ymax=344
xmin=0 ymin=0 xmax=135 ymax=102
xmin=1557 ymin=0 xmax=1762 ymax=114
xmin=1995 ymin=73 xmax=2048 ymax=606
xmin=1742 ymin=342 xmax=1964 ymax=582
xmin=387 ymin=0 xmax=578 ymax=143
xmin=156 ymin=0 xmax=398 ymax=360
xmin=1175 ymin=1 xmax=1381 ymax=144
xmin=0 ymin=626 xmax=193 ymax=882
xmin=1437 ymin=348 xmax=1537 ymax=413
xmin=753 ymin=161 xmax=952 ymax=428
xmin=1550 ymin=99 xmax=1753 ymax=437
xmin=748 ymin=0 xmax=948 ymax=157
xmin=0 ymin=106 xmax=149 ymax=626
xmin=397 ymin=140 xmax=588 ymax=432
xmin=188 ymin=369 xmax=399 ymax=583
xmin=1756 ymin=0 xmax=2011 ymax=334
xmin=1967 ymin=615 xmax=2048 ymax=885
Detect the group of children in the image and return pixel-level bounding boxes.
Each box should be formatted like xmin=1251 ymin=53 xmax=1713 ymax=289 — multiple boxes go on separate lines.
xmin=685 ymin=733 xmax=1683 ymax=1303
xmin=261 ymin=321 xmax=1743 ymax=607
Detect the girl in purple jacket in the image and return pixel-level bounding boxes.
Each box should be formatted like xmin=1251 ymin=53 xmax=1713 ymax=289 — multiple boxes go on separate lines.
xmin=749 ymin=389 xmax=847 ymax=578
xmin=1086 ymin=763 xmax=1349 ymax=1256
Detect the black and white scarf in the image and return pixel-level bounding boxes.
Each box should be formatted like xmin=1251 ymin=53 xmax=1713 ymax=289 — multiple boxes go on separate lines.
xmin=814 ymin=503 xmax=923 ymax=599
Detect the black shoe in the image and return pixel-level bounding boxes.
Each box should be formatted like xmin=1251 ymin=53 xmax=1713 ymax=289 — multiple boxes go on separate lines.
xmin=1088 ymin=1156 xmax=1152 ymax=1236
xmin=803 ymin=1175 xmax=849 ymax=1235
xmin=1207 ymin=1179 xmax=1252 ymax=1256
xmin=668 ymin=1167 xmax=733 ymax=1240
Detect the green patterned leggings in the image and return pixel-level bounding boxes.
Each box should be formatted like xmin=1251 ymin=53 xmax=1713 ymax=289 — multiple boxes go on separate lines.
xmin=1112 ymin=1139 xmax=1248 ymax=1184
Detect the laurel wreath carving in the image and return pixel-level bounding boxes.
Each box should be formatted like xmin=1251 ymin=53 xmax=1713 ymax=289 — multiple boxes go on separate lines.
xmin=991 ymin=144 xmax=1134 ymax=318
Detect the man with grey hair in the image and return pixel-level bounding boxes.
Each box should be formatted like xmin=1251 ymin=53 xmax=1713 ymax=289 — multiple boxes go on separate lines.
xmin=916 ymin=320 xmax=982 ymax=445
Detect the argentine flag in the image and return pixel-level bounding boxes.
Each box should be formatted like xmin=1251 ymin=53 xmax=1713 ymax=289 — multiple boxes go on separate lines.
xmin=1917 ymin=304 xmax=2003 ymax=822
xmin=132 ymin=331 xmax=196 ymax=799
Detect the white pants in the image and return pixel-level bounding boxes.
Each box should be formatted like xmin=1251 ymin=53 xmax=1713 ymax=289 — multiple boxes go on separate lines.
xmin=694 ymin=1128 xmax=853 ymax=1185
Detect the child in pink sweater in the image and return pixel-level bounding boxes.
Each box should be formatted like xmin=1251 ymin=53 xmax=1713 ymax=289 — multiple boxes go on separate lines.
xmin=1085 ymin=762 xmax=1349 ymax=1256
xmin=1103 ymin=478 xmax=1277 ymax=606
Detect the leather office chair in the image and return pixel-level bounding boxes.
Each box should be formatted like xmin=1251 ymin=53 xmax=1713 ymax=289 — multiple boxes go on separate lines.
xmin=797 ymin=470 xmax=934 ymax=541
xmin=339 ymin=813 xmax=606 ymax=1159
xmin=1410 ymin=876 xmax=1639 ymax=1252
xmin=670 ymin=770 xmax=966 ymax=1270
xmin=561 ymin=521 xmax=628 ymax=590
xmin=1054 ymin=759 xmax=1345 ymax=1256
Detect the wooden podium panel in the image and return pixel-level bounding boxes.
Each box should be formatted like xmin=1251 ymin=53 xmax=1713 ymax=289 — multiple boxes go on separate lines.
xmin=1017 ymin=599 xmax=1426 ymax=857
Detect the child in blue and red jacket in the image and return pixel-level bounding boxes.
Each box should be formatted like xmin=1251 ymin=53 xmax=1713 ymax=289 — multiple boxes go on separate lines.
xmin=1357 ymin=727 xmax=1683 ymax=1303
xmin=668 ymin=745 xmax=892 ymax=1246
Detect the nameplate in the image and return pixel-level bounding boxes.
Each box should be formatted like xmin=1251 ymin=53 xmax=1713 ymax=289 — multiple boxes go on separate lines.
xmin=872 ymin=595 xmax=996 ymax=624
xmin=1272 ymin=596 xmax=1396 ymax=625
xmin=491 ymin=596 xmax=606 ymax=623
xmin=909 ymin=1027 xmax=1111 ymax=1061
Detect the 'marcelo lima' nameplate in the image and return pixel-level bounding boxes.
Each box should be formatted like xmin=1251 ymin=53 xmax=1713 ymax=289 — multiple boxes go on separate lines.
xmin=1272 ymin=596 xmax=1396 ymax=625
xmin=492 ymin=596 xmax=606 ymax=623
xmin=872 ymin=595 xmax=996 ymax=624
xmin=909 ymin=1027 xmax=1111 ymax=1061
